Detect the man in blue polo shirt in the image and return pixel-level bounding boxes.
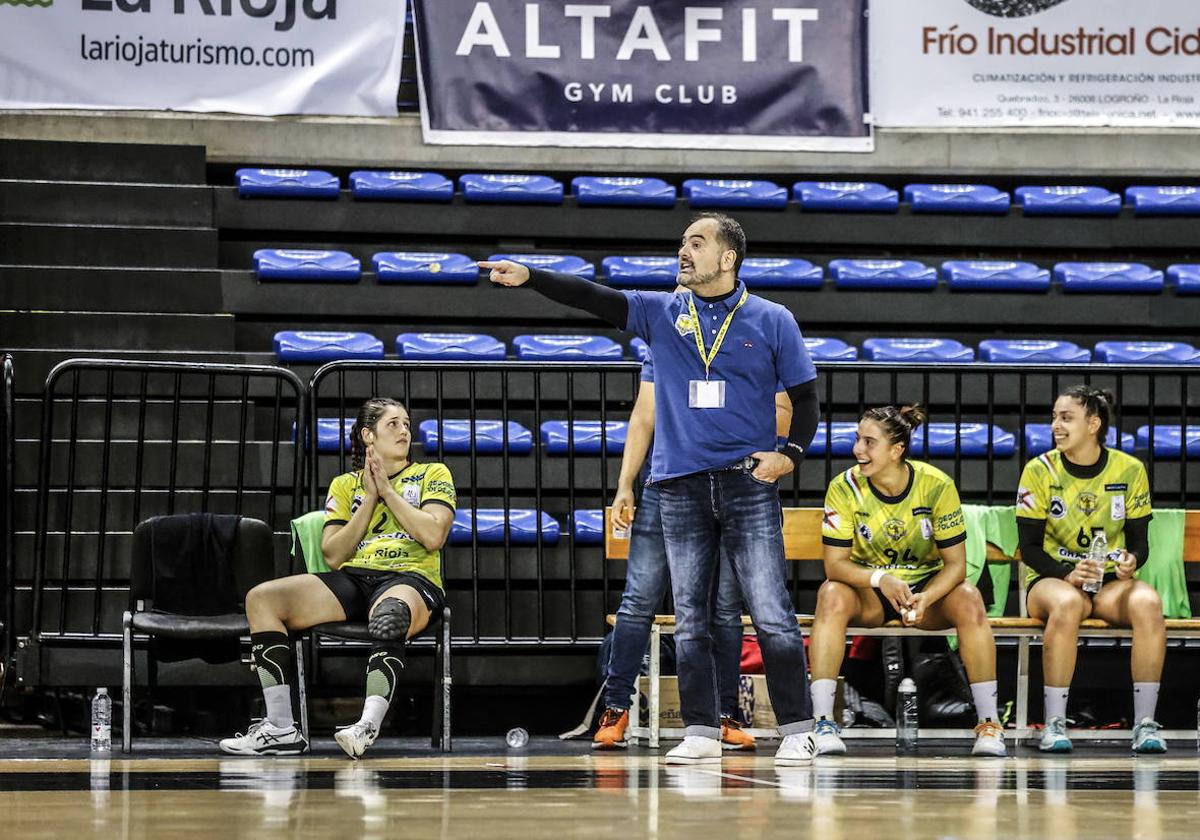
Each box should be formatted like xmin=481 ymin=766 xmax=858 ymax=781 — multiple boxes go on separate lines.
xmin=481 ymin=213 xmax=821 ymax=765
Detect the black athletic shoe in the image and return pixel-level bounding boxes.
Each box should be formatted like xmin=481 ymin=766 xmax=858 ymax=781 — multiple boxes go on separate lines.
xmin=368 ymin=596 xmax=411 ymax=640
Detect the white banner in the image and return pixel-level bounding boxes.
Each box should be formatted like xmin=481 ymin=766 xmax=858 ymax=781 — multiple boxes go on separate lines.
xmin=871 ymin=0 xmax=1200 ymax=127
xmin=0 ymin=0 xmax=404 ymax=116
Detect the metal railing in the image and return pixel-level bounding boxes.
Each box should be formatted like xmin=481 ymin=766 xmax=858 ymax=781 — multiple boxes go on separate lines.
xmin=29 ymin=360 xmax=305 ymax=646
xmin=1 ymin=354 xmax=13 ymax=672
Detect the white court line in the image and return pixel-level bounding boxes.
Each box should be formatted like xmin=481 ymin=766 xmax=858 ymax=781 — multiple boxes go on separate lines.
xmin=695 ymin=769 xmax=784 ymax=788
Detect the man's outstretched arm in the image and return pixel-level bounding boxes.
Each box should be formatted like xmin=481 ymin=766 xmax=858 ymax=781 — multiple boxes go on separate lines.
xmin=480 ymin=260 xmax=629 ymax=329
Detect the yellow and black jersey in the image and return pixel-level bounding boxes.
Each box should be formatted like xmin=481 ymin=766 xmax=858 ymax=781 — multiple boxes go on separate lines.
xmin=324 ymin=462 xmax=456 ymax=587
xmin=1016 ymin=447 xmax=1151 ymax=583
xmin=821 ymin=460 xmax=967 ymax=584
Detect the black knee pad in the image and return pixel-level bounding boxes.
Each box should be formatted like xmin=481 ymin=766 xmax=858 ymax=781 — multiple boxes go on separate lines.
xmin=368 ymin=597 xmax=412 ymax=641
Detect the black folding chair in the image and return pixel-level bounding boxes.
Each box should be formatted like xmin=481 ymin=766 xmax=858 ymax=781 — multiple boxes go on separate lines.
xmin=121 ymin=514 xmax=280 ymax=753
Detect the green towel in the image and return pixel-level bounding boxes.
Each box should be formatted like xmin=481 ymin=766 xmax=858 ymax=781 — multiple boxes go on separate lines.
xmin=1138 ymin=508 xmax=1191 ymax=619
xmin=290 ymin=510 xmax=330 ymax=574
xmin=961 ymin=504 xmax=1019 ymax=618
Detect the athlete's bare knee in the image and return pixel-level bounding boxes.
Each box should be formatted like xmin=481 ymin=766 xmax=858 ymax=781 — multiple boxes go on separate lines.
xmin=816 ymin=580 xmax=857 ymax=620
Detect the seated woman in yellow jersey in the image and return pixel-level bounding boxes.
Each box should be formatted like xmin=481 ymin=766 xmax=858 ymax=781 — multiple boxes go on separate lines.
xmin=812 ymin=404 xmax=1004 ymax=757
xmin=220 ymin=397 xmax=456 ymax=759
xmin=1016 ymin=386 xmax=1164 ymax=754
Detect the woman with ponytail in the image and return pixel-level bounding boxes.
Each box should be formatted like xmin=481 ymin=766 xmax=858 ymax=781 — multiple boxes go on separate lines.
xmin=219 ymin=397 xmax=456 ymax=760
xmin=1016 ymin=385 xmax=1164 ymax=754
xmin=811 ymin=404 xmax=1003 ymax=757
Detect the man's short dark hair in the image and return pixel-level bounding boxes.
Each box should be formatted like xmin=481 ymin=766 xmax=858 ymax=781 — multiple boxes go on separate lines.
xmin=694 ymin=212 xmax=746 ymax=276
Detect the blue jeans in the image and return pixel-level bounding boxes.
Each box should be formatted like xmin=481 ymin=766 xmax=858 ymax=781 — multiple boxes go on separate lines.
xmin=658 ymin=467 xmax=813 ymax=738
xmin=603 ymin=485 xmax=745 ymax=718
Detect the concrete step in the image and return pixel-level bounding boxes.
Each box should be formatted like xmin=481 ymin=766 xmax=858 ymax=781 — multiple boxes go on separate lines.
xmin=1 ymin=266 xmax=222 ymax=313
xmin=0 ymin=312 xmax=235 ymax=351
xmin=0 ymin=222 xmax=217 ymax=268
xmin=0 ymin=180 xmax=212 ymax=226
xmin=0 ymin=139 xmax=205 ymax=184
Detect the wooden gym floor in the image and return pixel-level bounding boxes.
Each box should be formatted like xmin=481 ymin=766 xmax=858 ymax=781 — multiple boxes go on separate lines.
xmin=2 ymin=736 xmax=1198 ymax=840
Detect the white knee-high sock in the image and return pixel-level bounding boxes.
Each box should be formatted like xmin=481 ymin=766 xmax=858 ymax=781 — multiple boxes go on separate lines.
xmin=1044 ymin=686 xmax=1069 ymax=722
xmin=970 ymin=680 xmax=998 ymax=723
xmin=811 ymin=678 xmax=837 ymax=720
xmin=1133 ymin=682 xmax=1160 ymax=723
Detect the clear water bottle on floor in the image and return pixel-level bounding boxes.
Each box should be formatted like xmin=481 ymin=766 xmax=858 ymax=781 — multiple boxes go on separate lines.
xmin=1083 ymin=530 xmax=1106 ymax=594
xmin=91 ymin=688 xmax=112 ymax=752
xmin=896 ymin=678 xmax=918 ymax=754
xmin=506 ymin=727 xmax=529 ymax=750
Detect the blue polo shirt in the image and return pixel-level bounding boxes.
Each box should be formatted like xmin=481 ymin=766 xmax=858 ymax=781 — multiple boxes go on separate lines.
xmin=624 ymin=282 xmax=815 ymax=482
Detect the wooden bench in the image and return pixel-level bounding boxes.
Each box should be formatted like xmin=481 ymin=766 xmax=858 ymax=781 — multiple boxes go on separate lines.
xmin=604 ymin=507 xmax=1200 ymax=747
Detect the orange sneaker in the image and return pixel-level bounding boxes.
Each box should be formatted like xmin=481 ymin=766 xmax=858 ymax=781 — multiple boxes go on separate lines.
xmin=720 ymin=716 xmax=756 ymax=751
xmin=592 ymin=708 xmax=630 ymax=750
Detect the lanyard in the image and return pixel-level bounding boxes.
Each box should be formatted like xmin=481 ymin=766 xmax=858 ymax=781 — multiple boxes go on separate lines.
xmin=687 ymin=287 xmax=749 ymax=380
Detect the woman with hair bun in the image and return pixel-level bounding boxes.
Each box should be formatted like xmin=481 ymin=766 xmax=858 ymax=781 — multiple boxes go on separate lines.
xmin=1017 ymin=385 xmax=1164 ymax=754
xmin=219 ymin=397 xmax=456 ymax=759
xmin=810 ymin=404 xmax=1003 ymax=757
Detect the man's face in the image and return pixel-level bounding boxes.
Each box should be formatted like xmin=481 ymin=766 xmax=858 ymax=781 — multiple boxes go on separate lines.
xmin=676 ymin=218 xmax=732 ymax=288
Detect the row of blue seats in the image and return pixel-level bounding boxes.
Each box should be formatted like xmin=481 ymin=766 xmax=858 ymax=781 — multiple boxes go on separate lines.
xmin=274 ymin=331 xmax=1200 ymax=366
xmin=306 ymin=418 xmax=1200 ymax=459
xmin=252 ymin=250 xmax=1200 ymax=294
xmin=449 ymin=509 xmax=575 ymax=546
xmin=236 ymin=169 xmax=1200 ymax=215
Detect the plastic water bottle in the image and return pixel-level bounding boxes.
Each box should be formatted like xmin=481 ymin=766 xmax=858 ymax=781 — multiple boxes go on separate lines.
xmin=505 ymin=727 xmax=529 ymax=749
xmin=896 ymin=678 xmax=918 ymax=754
xmin=91 ymin=688 xmax=112 ymax=752
xmin=1083 ymin=530 xmax=1106 ymax=594
xmin=1195 ymin=698 xmax=1200 ymax=752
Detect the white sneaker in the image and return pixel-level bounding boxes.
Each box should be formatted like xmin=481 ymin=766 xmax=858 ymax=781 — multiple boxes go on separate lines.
xmin=219 ymin=720 xmax=308 ymax=756
xmin=335 ymin=720 xmax=380 ymax=760
xmin=971 ymin=721 xmax=1007 ymax=757
xmin=813 ymin=718 xmax=847 ymax=756
xmin=664 ymin=735 xmax=722 ymax=764
xmin=774 ymin=732 xmax=817 ymax=766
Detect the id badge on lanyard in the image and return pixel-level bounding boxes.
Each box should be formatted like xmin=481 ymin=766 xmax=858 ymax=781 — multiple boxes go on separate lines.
xmin=687 ymin=288 xmax=747 ymax=410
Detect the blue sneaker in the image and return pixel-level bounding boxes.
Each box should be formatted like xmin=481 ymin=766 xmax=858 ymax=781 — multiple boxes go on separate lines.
xmin=1038 ymin=717 xmax=1072 ymax=753
xmin=1132 ymin=718 xmax=1167 ymax=754
xmin=813 ymin=718 xmax=846 ymax=756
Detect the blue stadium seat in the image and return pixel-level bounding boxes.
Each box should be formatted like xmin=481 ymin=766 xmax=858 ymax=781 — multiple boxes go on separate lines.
xmin=450 ymin=509 xmax=561 ymax=546
xmin=1093 ymin=341 xmax=1200 ymax=364
xmin=1126 ymin=186 xmax=1200 ymax=216
xmin=254 ymin=249 xmax=361 ymax=282
xmin=909 ymin=423 xmax=1015 ymax=457
xmin=804 ymin=337 xmax=858 ymax=361
xmin=373 ymin=252 xmax=478 ymax=284
xmin=862 ymin=338 xmax=975 ymax=363
xmin=349 ymin=170 xmax=454 ymax=202
xmin=602 ymin=256 xmax=678 ymax=288
xmin=978 ymin=339 xmax=1090 ymax=364
xmin=631 ymin=337 xmax=650 ymax=363
xmin=1135 ymin=426 xmax=1200 ymax=459
xmin=291 ymin=418 xmax=354 ymax=453
xmin=683 ymin=179 xmax=788 ymax=209
xmin=417 ymin=419 xmax=533 ymax=455
xmin=236 ymin=168 xmax=339 ymax=198
xmin=739 ymin=258 xmax=823 ymax=289
xmin=828 ymin=259 xmax=938 ymax=290
xmin=489 ymin=253 xmax=595 ymax=280
xmin=794 ymin=181 xmax=898 ymax=212
xmin=942 ymin=260 xmax=1051 ymax=292
xmin=514 ymin=334 xmax=623 ymax=362
xmin=460 ymin=173 xmax=563 ymax=204
xmin=540 ymin=420 xmax=628 ymax=455
xmin=806 ymin=422 xmax=858 ymax=456
xmin=396 ymin=332 xmax=506 ymax=360
xmin=274 ymin=331 xmax=383 ymax=363
xmin=572 ymin=510 xmax=605 ymax=546
xmin=1024 ymin=424 xmax=1135 ymax=455
xmin=1054 ymin=262 xmax=1164 ymax=294
xmin=572 ymin=176 xmax=676 ymax=207
xmin=1014 ymin=186 xmax=1122 ymax=216
xmin=1166 ymin=264 xmax=1200 ymax=295
xmin=905 ymin=183 xmax=1010 ymax=214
